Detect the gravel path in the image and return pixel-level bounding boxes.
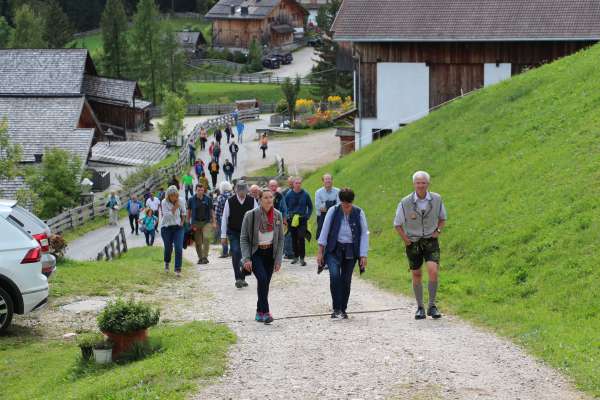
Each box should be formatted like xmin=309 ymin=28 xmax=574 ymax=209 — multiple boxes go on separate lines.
xmin=190 ymin=249 xmax=587 ymax=400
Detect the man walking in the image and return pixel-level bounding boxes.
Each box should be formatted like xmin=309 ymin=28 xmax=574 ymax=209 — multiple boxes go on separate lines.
xmin=229 ymin=140 xmax=239 ymax=167
xmin=221 ymin=181 xmax=258 ymax=288
xmin=213 ymin=142 xmax=221 ymax=164
xmin=126 ymin=194 xmax=142 ymax=235
xmin=282 ymin=176 xmax=294 ymax=259
xmin=315 ymin=173 xmax=340 ymax=239
xmin=146 ymin=192 xmax=161 ymax=225
xmin=284 ymin=176 xmax=313 ymax=266
xmin=188 ymin=184 xmax=215 ymax=265
xmin=188 ymin=135 xmax=196 ymax=165
xmin=223 ymin=159 xmax=235 ymax=182
xmin=183 ymin=171 xmax=194 ymax=201
xmin=208 ymin=158 xmax=220 ymax=190
xmin=269 ymin=179 xmax=288 ymax=220
xmin=216 ymin=181 xmax=234 ymax=258
xmin=317 ymin=188 xmax=369 ymax=319
xmin=394 ymin=171 xmax=447 ymax=320
xmin=215 ymin=127 xmax=223 ymax=146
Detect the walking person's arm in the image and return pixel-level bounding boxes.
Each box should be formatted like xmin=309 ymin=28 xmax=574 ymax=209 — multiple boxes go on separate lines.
xmin=393 ymin=202 xmax=412 ymax=246
xmin=305 ymin=192 xmax=314 ymax=221
xmin=359 ymin=210 xmax=369 ymax=270
xmin=220 ymin=200 xmax=230 ymax=242
xmin=275 ymin=213 xmax=284 ymax=272
xmin=316 ymin=207 xmax=334 ymax=267
xmin=240 ymin=212 xmax=253 ymax=271
xmin=432 ymin=202 xmax=447 ymax=239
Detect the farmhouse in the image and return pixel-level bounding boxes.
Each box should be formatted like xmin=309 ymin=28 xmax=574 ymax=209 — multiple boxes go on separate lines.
xmin=332 ymin=0 xmax=600 ymax=149
xmin=206 ymin=0 xmax=308 ymax=50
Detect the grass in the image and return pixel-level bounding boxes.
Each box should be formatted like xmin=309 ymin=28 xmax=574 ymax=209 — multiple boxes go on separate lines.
xmin=250 ymin=162 xmax=279 ymax=177
xmin=302 ymin=44 xmax=600 ymax=396
xmin=51 ymin=247 xmax=189 ymax=298
xmin=186 ymin=82 xmax=314 ymax=104
xmin=0 ymin=321 xmax=235 ymax=400
xmin=61 ymin=208 xmax=127 ymax=243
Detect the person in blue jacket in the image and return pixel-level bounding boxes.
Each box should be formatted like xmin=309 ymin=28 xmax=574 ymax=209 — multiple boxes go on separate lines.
xmin=126 ymin=194 xmax=143 ymax=235
xmin=284 ymin=176 xmax=313 ymax=266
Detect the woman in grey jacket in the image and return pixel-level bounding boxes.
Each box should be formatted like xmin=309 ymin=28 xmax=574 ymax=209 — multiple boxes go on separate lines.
xmin=241 ymin=189 xmax=284 ymax=324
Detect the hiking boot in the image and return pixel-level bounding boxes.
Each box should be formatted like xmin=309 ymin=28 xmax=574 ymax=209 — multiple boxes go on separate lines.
xmin=164 ymin=263 xmax=170 ymax=273
xmin=242 ymin=280 xmax=249 ymax=287
xmin=415 ymin=307 xmax=426 ymax=320
xmin=340 ymin=311 xmax=349 ymax=319
xmin=235 ymin=280 xmax=244 ymax=288
xmin=300 ymin=258 xmax=307 ymax=266
xmin=291 ymin=258 xmax=299 ymax=264
xmin=427 ymin=305 xmax=442 ymax=319
xmin=331 ymin=310 xmax=342 ymax=319
xmin=201 ymin=257 xmax=209 ymax=264
xmin=197 ymin=259 xmax=203 ymax=265
xmin=175 ymin=271 xmax=181 ymax=278
xmin=255 ymin=312 xmax=265 ymax=322
xmin=263 ymin=313 xmax=274 ymax=324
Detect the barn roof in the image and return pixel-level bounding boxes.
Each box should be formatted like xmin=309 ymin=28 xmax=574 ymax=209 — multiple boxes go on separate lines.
xmin=206 ymin=0 xmax=307 ymax=20
xmin=332 ymin=0 xmax=600 ymax=42
xmin=82 ymin=75 xmax=150 ymax=109
xmin=0 ymin=49 xmax=94 ymax=95
xmin=176 ymin=31 xmax=207 ymax=46
xmin=0 ymin=96 xmax=94 ymax=163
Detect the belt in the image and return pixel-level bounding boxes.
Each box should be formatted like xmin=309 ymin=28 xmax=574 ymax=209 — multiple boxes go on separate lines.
xmin=258 ymin=244 xmax=273 ymax=250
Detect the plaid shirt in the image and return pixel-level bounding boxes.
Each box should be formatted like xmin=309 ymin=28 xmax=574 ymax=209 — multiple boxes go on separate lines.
xmin=215 ymin=191 xmax=234 ymax=224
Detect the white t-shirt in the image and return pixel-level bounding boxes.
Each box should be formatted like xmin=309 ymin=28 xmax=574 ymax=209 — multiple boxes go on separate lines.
xmin=146 ymin=197 xmax=161 ymax=212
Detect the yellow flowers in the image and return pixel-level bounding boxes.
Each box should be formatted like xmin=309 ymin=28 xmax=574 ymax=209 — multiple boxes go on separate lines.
xmin=295 ymin=98 xmax=315 ymax=113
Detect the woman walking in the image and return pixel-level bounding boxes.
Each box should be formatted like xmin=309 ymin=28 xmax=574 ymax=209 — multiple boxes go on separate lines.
xmin=225 ymin=123 xmax=233 ymax=144
xmin=160 ymin=186 xmax=187 ymax=277
xmin=106 ymin=192 xmax=120 ymax=226
xmin=141 ymin=208 xmax=158 ymax=246
xmin=260 ymin=133 xmax=269 ymax=159
xmin=317 ymin=188 xmax=369 ymax=319
xmin=200 ymin=127 xmax=208 ymax=151
xmin=240 ymin=189 xmax=284 ymax=324
xmin=208 ymin=141 xmax=215 ymax=159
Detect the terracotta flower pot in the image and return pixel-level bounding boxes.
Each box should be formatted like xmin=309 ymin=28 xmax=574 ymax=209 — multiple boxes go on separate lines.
xmin=102 ymin=329 xmax=148 ymax=359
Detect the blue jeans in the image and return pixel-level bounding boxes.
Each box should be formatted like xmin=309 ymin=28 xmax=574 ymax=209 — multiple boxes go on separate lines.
xmin=326 ymin=252 xmax=356 ymax=312
xmin=252 ymin=248 xmax=275 ymax=313
xmin=284 ymin=231 xmax=293 ymax=257
xmin=161 ymin=225 xmax=184 ymax=272
xmin=228 ymin=231 xmax=244 ymax=281
xmin=144 ymin=229 xmax=156 ymax=246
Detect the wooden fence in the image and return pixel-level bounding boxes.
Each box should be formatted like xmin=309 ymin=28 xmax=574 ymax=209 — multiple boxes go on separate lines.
xmin=46 ymin=110 xmax=257 ymax=236
xmin=97 ymin=227 xmax=128 ymax=261
xmin=150 ymin=103 xmax=269 ymax=118
xmin=189 ymin=74 xmax=312 ymax=85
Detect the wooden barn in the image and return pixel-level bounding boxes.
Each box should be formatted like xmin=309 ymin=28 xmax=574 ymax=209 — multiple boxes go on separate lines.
xmin=176 ymin=30 xmax=208 ymax=56
xmin=206 ymin=0 xmax=308 ymax=50
xmin=331 ymin=0 xmax=600 ymax=149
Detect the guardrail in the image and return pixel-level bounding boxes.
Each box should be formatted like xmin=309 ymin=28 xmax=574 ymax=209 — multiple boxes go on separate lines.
xmin=47 ymin=109 xmax=259 ymax=236
xmin=97 ymin=227 xmax=128 ymax=261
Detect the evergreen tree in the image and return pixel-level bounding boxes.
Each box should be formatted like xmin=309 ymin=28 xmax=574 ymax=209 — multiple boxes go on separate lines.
xmin=43 ymin=0 xmax=73 ymax=48
xmin=247 ymin=37 xmax=263 ymax=72
xmin=0 ymin=118 xmax=22 ymax=182
xmin=101 ymin=0 xmax=129 ymax=77
xmin=158 ymin=91 xmax=186 ymax=141
xmin=0 ymin=15 xmax=12 ymax=47
xmin=160 ymin=21 xmax=187 ymax=94
xmin=281 ymin=76 xmax=301 ymax=123
xmin=11 ymin=4 xmax=46 ymax=48
xmin=130 ymin=0 xmax=162 ymax=104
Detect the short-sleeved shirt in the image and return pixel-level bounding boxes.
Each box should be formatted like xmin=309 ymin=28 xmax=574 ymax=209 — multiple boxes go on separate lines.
xmin=183 ymin=175 xmax=193 ymax=186
xmin=393 ymin=192 xmax=447 ymax=227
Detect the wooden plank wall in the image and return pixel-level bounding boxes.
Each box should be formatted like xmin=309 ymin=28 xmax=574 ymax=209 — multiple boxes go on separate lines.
xmin=429 ymin=64 xmax=484 ymax=108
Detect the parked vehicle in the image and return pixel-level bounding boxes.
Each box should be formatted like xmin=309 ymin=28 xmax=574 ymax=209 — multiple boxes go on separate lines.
xmin=0 ymin=200 xmax=56 ymax=277
xmin=270 ymin=52 xmax=293 ymax=65
xmin=307 ymin=36 xmax=323 ymax=47
xmin=0 ymin=210 xmax=49 ymax=332
xmin=262 ymin=56 xmax=281 ymax=69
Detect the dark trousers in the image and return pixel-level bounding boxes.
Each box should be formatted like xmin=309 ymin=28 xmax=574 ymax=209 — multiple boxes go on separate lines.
xmin=128 ymin=214 xmax=139 ymax=234
xmin=284 ymin=231 xmax=294 ymax=257
xmin=252 ymin=247 xmax=275 ymax=313
xmin=261 ymin=147 xmax=267 ymax=158
xmin=316 ymin=214 xmax=326 ymax=240
xmin=185 ymin=184 xmax=193 ymax=201
xmin=200 ymin=138 xmax=206 ymax=150
xmin=290 ymin=220 xmax=307 ymax=259
xmin=210 ymin=173 xmax=218 ymax=189
xmin=144 ymin=229 xmax=156 ymax=246
xmin=161 ymin=225 xmax=184 ymax=272
xmin=225 ymin=172 xmax=233 ymax=182
xmin=326 ymin=250 xmax=356 ymax=312
xmin=231 ymin=153 xmax=237 ymax=167
xmin=228 ymin=231 xmax=244 ymax=281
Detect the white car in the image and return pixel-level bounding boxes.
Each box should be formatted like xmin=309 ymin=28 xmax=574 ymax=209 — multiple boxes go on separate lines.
xmin=0 ymin=210 xmax=49 ymax=332
xmin=0 ymin=200 xmax=56 ymax=277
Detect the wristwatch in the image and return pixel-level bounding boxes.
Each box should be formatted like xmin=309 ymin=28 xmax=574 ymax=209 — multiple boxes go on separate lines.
xmin=435 ymin=228 xmax=442 ymax=233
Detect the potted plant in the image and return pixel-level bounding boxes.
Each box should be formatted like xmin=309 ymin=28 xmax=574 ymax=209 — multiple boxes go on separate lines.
xmin=92 ymin=338 xmax=114 ymax=364
xmin=97 ymin=298 xmax=160 ymax=359
xmin=76 ymin=332 xmax=104 ymax=361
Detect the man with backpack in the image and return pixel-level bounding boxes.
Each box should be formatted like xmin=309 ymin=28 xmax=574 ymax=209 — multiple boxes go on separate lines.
xmin=284 ymin=176 xmax=313 ymax=266
xmin=208 ymin=158 xmax=220 ymax=190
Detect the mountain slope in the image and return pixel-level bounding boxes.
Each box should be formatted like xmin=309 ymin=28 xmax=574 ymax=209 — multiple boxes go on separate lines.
xmin=304 ymin=44 xmax=600 ymax=395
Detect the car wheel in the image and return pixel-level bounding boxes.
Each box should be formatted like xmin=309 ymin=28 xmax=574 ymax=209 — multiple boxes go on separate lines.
xmin=0 ymin=287 xmax=14 ymax=333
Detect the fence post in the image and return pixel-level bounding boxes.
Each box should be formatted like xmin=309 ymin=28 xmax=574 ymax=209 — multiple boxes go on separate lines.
xmin=115 ymin=234 xmax=121 ymax=256
xmin=104 ymin=245 xmax=110 ymax=260
xmin=97 ymin=252 xmax=104 ymax=261
xmin=110 ymin=241 xmax=116 ymax=259
xmin=120 ymin=227 xmax=128 ymax=253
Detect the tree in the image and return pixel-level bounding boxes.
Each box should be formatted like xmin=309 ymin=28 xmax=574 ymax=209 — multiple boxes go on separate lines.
xmin=160 ymin=21 xmax=187 ymax=94
xmin=195 ymin=0 xmax=217 ymax=14
xmin=10 ymin=4 xmax=46 ymax=48
xmin=0 ymin=118 xmax=22 ymax=181
xmin=130 ymin=0 xmax=162 ymax=104
xmin=281 ymin=76 xmax=301 ymax=124
xmin=43 ymin=0 xmax=73 ymax=48
xmin=0 ymin=15 xmax=12 ymax=47
xmin=247 ymin=37 xmax=263 ymax=72
xmin=24 ymin=148 xmax=83 ymax=219
xmin=101 ymin=0 xmax=129 ymax=77
xmin=158 ymin=91 xmax=186 ymax=141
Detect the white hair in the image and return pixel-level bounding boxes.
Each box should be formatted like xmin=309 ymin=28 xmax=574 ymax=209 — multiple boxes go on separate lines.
xmin=220 ymin=181 xmax=232 ymax=192
xmin=412 ymin=171 xmax=431 ymax=183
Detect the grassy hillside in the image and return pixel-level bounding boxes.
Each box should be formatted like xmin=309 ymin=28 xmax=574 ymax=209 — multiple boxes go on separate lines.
xmin=304 ymin=44 xmax=600 ymax=395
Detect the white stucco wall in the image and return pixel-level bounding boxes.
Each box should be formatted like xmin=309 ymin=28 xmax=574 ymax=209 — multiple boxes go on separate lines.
xmin=484 ymin=63 xmax=512 ymax=86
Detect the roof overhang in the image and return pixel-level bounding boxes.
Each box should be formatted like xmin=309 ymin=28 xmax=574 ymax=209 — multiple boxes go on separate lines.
xmin=334 ymin=36 xmax=600 ymax=43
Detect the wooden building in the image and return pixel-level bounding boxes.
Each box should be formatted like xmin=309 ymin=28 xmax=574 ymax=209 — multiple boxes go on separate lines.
xmin=176 ymin=31 xmax=207 ymax=56
xmin=206 ymin=0 xmax=308 ymax=50
xmin=332 ymin=0 xmax=600 ymax=149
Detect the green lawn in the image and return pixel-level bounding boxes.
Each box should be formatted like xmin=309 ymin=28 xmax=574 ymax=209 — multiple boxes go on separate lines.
xmin=51 ymin=247 xmax=189 ymax=298
xmin=70 ymin=33 xmax=103 ymax=52
xmin=186 ymin=82 xmax=314 ymax=104
xmin=61 ymin=208 xmax=127 ymax=243
xmin=303 ymin=44 xmax=600 ymax=396
xmin=0 ymin=322 xmax=235 ymax=400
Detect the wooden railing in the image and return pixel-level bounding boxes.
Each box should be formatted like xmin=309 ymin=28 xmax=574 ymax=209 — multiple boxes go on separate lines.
xmin=150 ymin=103 xmax=267 ymax=118
xmin=189 ymin=73 xmax=313 ymax=85
xmin=97 ymin=227 xmax=128 ymax=261
xmin=47 ymin=110 xmax=259 ymax=236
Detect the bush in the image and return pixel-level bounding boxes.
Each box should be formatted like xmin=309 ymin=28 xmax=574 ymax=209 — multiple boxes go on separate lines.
xmin=232 ymin=50 xmax=247 ymax=64
xmin=275 ymin=99 xmax=288 ymax=114
xmin=76 ymin=332 xmax=105 ymax=349
xmin=49 ymin=234 xmax=68 ymax=260
xmin=97 ymin=298 xmax=160 ymax=334
xmin=94 ymin=338 xmax=114 ymax=350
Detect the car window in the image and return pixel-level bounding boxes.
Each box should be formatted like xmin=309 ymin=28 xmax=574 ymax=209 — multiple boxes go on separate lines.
xmin=11 ymin=205 xmax=48 ymax=234
xmin=5 ymin=215 xmax=32 ymax=240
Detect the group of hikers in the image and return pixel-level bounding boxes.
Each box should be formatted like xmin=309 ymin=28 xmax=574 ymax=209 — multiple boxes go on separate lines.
xmin=140 ymin=168 xmax=446 ymax=324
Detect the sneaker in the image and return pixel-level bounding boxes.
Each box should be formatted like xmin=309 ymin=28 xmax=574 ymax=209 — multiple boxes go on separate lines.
xmin=235 ymin=280 xmax=244 ymax=288
xmin=300 ymin=258 xmax=307 ymax=266
xmin=197 ymin=259 xmax=203 ymax=265
xmin=242 ymin=280 xmax=249 ymax=287
xmin=164 ymin=263 xmax=170 ymax=272
xmin=255 ymin=312 xmax=265 ymax=322
xmin=263 ymin=313 xmax=274 ymax=324
xmin=175 ymin=271 xmax=181 ymax=278
xmin=291 ymin=258 xmax=299 ymax=264
xmin=415 ymin=307 xmax=426 ymax=320
xmin=427 ymin=305 xmax=442 ymax=319
xmin=340 ymin=311 xmax=349 ymax=319
xmin=201 ymin=257 xmax=209 ymax=264
xmin=331 ymin=310 xmax=341 ymax=319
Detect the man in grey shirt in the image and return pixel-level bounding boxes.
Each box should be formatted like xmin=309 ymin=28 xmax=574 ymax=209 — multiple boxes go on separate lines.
xmin=315 ymin=173 xmax=340 ymax=239
xmin=394 ymin=171 xmax=446 ymax=320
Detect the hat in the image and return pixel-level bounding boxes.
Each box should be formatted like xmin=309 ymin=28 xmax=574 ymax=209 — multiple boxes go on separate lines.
xmin=235 ymin=180 xmax=248 ymax=192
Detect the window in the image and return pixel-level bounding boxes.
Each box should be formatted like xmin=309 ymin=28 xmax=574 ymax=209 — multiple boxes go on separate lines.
xmin=372 ymin=129 xmax=392 ymax=141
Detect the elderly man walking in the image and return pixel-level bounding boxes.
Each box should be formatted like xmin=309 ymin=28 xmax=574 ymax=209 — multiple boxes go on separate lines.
xmin=215 ymin=181 xmax=234 ymax=258
xmin=221 ymin=181 xmax=258 ymax=288
xmin=315 ymin=173 xmax=340 ymax=239
xmin=394 ymin=171 xmax=447 ymax=320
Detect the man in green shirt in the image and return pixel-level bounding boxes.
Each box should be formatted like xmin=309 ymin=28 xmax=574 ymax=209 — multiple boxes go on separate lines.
xmin=183 ymin=172 xmax=194 ymax=201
